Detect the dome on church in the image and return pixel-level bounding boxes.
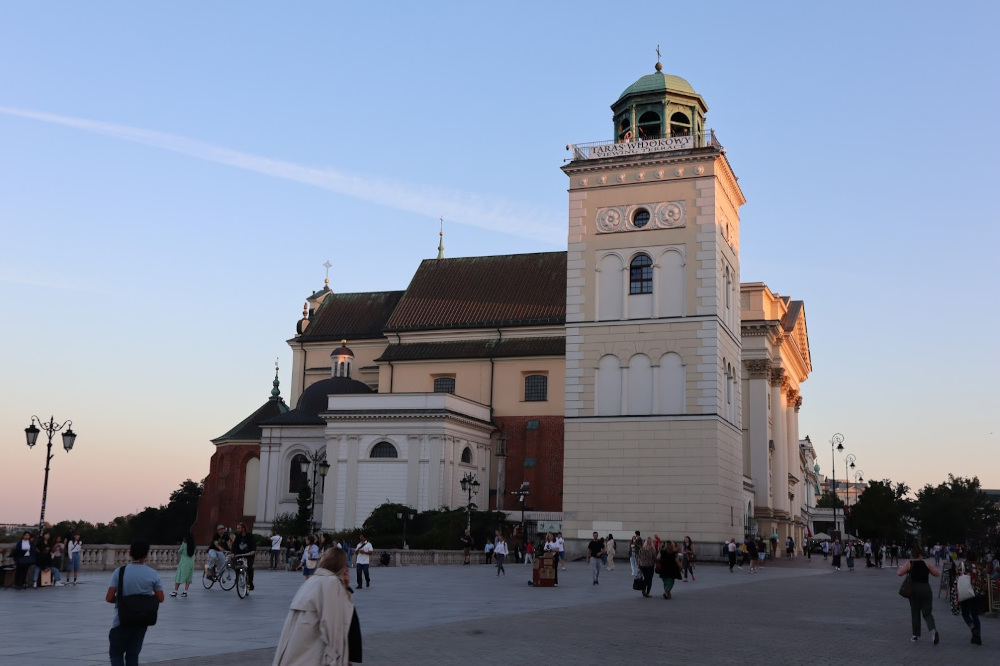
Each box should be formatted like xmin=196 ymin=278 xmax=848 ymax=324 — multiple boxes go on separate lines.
xmin=264 ymin=376 xmax=374 ymax=426
xmin=618 ymin=70 xmax=695 ymax=100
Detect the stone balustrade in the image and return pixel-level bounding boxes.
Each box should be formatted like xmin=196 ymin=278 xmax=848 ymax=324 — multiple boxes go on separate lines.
xmin=1 ymin=543 xmax=493 ymax=571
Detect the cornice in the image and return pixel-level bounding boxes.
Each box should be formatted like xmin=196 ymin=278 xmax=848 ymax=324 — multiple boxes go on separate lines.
xmin=563 ymin=150 xmax=720 ymax=179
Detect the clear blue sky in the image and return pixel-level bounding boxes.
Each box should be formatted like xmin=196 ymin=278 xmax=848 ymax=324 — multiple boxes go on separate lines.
xmin=2 ymin=1 xmax=997 ymax=523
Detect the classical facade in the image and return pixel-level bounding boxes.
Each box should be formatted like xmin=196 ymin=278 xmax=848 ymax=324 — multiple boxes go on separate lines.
xmin=194 ymin=62 xmax=816 ymax=555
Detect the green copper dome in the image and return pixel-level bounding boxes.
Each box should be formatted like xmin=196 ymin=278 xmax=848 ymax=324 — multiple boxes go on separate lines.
xmin=618 ymin=70 xmax=696 ymax=100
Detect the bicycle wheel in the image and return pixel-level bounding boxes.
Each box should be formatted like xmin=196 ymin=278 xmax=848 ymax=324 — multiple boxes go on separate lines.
xmin=219 ymin=566 xmax=237 ymax=590
xmin=201 ymin=565 xmax=215 ymax=589
xmin=236 ymin=569 xmax=248 ymax=599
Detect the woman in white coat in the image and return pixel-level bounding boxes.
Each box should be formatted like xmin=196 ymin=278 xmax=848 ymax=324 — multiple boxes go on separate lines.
xmin=274 ymin=548 xmax=356 ymax=665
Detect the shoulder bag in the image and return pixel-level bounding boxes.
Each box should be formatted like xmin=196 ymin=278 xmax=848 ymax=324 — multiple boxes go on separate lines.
xmin=956 ymin=570 xmax=975 ymax=602
xmin=117 ymin=564 xmax=159 ymax=627
xmin=898 ymin=572 xmax=913 ymax=599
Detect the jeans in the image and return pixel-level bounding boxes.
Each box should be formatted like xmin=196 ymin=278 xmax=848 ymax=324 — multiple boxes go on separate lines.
xmin=207 ymin=550 xmax=227 ymax=576
xmin=356 ymin=563 xmax=370 ymax=587
xmin=960 ymin=598 xmax=981 ymax=635
xmin=496 ymin=554 xmax=506 ymax=575
xmin=908 ymin=583 xmax=936 ymax=637
xmin=590 ymin=557 xmax=601 ymax=582
xmin=109 ymin=625 xmax=148 ymax=666
xmin=269 ymin=550 xmax=281 ymax=569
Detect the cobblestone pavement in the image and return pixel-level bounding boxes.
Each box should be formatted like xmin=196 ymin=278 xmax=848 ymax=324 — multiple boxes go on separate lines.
xmin=2 ymin=557 xmax=995 ymax=664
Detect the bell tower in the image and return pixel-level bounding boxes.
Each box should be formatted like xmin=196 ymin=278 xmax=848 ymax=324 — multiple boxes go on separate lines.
xmin=561 ymin=61 xmax=746 ymax=555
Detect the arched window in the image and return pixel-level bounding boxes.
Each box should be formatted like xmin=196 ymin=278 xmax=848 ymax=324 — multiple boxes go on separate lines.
xmin=289 ymin=454 xmax=308 ymax=494
xmin=726 ymin=362 xmax=733 ymax=405
xmin=461 ymin=447 xmax=472 ymax=464
xmin=630 ymin=254 xmax=653 ymax=294
xmin=524 ymin=374 xmax=548 ymax=402
xmin=637 ymin=111 xmax=661 ymax=140
xmin=617 ymin=117 xmax=632 ymax=143
xmin=596 ymin=355 xmax=622 ymax=416
xmin=370 ymin=441 xmax=398 ymax=459
xmin=670 ymin=112 xmax=691 ymax=137
xmin=433 ymin=377 xmax=455 ymax=394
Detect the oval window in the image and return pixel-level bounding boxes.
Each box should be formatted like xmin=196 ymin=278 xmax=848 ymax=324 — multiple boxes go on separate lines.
xmin=633 ymin=209 xmax=650 ymax=228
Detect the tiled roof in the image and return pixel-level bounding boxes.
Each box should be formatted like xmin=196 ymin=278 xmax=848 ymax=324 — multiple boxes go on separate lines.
xmin=376 ymin=337 xmax=565 ymax=362
xmin=781 ymin=300 xmax=802 ymax=332
xmin=213 ymin=397 xmax=289 ymax=442
xmin=264 ymin=377 xmax=375 ymax=426
xmin=385 ymin=252 xmax=567 ymax=331
xmin=298 ymin=291 xmax=406 ymax=342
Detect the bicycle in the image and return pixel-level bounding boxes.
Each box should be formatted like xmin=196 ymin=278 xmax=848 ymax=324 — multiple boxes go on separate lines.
xmin=202 ymin=552 xmax=236 ymax=591
xmin=232 ymin=554 xmax=251 ymax=599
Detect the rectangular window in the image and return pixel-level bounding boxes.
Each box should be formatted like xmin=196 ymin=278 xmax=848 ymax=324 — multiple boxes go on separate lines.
xmin=524 ymin=374 xmax=548 ymax=402
xmin=433 ymin=376 xmax=455 ymax=394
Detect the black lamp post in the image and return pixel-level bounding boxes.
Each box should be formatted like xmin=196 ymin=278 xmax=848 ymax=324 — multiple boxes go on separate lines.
xmin=851 ymin=469 xmax=864 ymax=536
xmin=844 ymin=453 xmax=856 ymax=537
xmin=512 ymin=481 xmax=530 ymax=548
xmin=24 ymin=416 xmax=77 ymax=536
xmin=460 ymin=472 xmax=480 ymax=531
xmin=495 ymin=432 xmax=508 ymax=512
xmin=396 ymin=508 xmax=415 ymax=548
xmin=829 ymin=433 xmax=844 ymax=539
xmin=300 ymin=451 xmax=330 ymax=534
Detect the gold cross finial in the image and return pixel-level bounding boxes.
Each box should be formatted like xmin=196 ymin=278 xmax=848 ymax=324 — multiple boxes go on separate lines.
xmin=323 ymin=260 xmax=332 ymax=287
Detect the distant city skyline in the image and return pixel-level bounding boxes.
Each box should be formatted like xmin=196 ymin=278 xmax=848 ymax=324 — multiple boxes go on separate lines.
xmin=2 ymin=2 xmax=997 ymax=523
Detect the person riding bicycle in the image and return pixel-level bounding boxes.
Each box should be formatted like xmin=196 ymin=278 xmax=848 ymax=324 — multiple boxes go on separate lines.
xmin=230 ymin=522 xmax=257 ymax=591
xmin=207 ymin=525 xmax=230 ymax=580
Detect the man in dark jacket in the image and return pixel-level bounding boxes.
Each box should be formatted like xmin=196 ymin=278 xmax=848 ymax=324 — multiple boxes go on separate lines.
xmin=230 ymin=522 xmax=257 ymax=591
xmin=12 ymin=531 xmax=37 ymax=589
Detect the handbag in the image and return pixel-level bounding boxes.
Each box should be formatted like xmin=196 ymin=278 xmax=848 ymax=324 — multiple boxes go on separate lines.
xmin=956 ymin=573 xmax=975 ymax=602
xmin=305 ymin=558 xmax=318 ymax=569
xmin=116 ymin=564 xmax=159 ymax=627
xmin=898 ymin=573 xmax=913 ymax=599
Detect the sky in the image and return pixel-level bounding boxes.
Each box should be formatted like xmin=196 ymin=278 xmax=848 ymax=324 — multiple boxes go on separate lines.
xmin=1 ymin=2 xmax=998 ymax=525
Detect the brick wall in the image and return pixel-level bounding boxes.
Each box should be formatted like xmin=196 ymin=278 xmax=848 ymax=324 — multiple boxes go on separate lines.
xmin=494 ymin=415 xmax=564 ymax=512
xmin=192 ymin=444 xmax=259 ymax=543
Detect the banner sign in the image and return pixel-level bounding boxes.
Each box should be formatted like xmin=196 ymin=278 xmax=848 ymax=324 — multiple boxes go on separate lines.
xmin=589 ymin=136 xmax=694 ymax=158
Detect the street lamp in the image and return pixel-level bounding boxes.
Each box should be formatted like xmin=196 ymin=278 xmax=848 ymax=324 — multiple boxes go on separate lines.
xmin=512 ymin=481 xmax=530 ymax=550
xmin=396 ymin=508 xmax=415 ymax=549
xmin=459 ymin=472 xmax=480 ymax=531
xmin=851 ymin=469 xmax=864 ymax=534
xmin=829 ymin=433 xmax=844 ymax=539
xmin=844 ymin=454 xmax=856 ymax=537
xmin=24 ymin=416 xmax=77 ymax=535
xmin=299 ymin=451 xmax=330 ymax=534
xmin=495 ymin=432 xmax=508 ymax=512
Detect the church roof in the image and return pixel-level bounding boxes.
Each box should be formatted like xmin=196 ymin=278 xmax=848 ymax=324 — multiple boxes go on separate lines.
xmin=298 ymin=291 xmax=405 ymax=342
xmin=376 ymin=337 xmax=565 ymax=362
xmin=264 ymin=376 xmax=375 ymax=426
xmin=213 ymin=396 xmax=289 ymax=442
xmin=385 ymin=252 xmax=567 ymax=331
xmin=618 ymin=70 xmax=696 ymax=100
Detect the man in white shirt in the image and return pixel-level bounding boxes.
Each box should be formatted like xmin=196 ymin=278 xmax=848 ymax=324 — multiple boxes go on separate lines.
xmin=269 ymin=532 xmax=283 ymax=570
xmin=556 ymin=532 xmax=566 ymax=571
xmin=355 ymin=534 xmax=374 ymax=590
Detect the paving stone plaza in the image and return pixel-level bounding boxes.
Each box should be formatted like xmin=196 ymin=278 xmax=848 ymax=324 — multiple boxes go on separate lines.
xmin=1 ymin=558 xmax=995 ymax=665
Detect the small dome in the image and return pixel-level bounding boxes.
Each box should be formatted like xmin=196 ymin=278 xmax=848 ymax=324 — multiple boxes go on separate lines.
xmin=618 ymin=71 xmax=695 ymax=100
xmin=332 ymin=340 xmax=355 ymax=358
xmin=296 ymin=377 xmax=372 ymax=413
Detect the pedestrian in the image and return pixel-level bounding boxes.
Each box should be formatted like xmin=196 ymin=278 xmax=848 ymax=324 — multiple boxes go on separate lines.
xmin=864 ymin=539 xmax=873 ymax=568
xmin=106 ymin=540 xmax=164 ymax=666
xmin=933 ymin=543 xmax=942 ymax=567
xmin=354 ymin=534 xmax=374 ymax=589
xmin=804 ymin=537 xmax=811 ymax=560
xmin=586 ymin=532 xmax=605 ymax=585
xmin=681 ymin=536 xmax=696 ymax=581
xmin=653 ymin=534 xmax=661 ymax=552
xmin=890 ymin=542 xmax=900 ymax=567
xmin=629 ymin=531 xmax=641 ymax=577
xmin=770 ymin=531 xmax=778 ymax=560
xmin=460 ymin=528 xmax=474 ymax=565
xmin=637 ymin=537 xmax=656 ymax=598
xmin=785 ymin=536 xmax=794 ymax=560
xmin=11 ymin=532 xmax=37 ymax=589
xmin=846 ymin=545 xmax=855 ymax=572
xmin=494 ymin=535 xmax=509 ymax=577
xmin=231 ymin=522 xmax=257 ymax=591
xmin=524 ymin=540 xmax=534 ymax=565
xmin=273 ymin=548 xmax=357 ymax=665
xmin=556 ymin=532 xmax=566 ymax=571
xmin=657 ymin=540 xmax=683 ymax=598
xmin=756 ymin=536 xmax=767 ymax=569
xmin=51 ymin=536 xmax=65 ymax=574
xmin=726 ymin=538 xmax=738 ymax=572
xmin=67 ymin=533 xmax=83 ymax=585
xmin=207 ymin=525 xmax=229 ymax=580
xmin=301 ymin=536 xmax=319 ymax=578
xmin=822 ymin=540 xmax=829 ymax=560
xmin=897 ymin=546 xmax=941 ymax=644
xmin=748 ymin=537 xmax=759 ymax=573
xmin=171 ymin=532 xmax=196 ymax=597
xmin=832 ymin=539 xmax=842 ymax=571
xmin=950 ymin=556 xmax=985 ymax=645
xmin=269 ymin=531 xmax=283 ymax=570
xmin=605 ymin=534 xmax=615 ymax=570
xmin=484 ymin=540 xmax=494 ymax=564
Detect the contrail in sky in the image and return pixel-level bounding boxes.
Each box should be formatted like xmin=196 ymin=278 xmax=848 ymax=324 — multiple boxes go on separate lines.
xmin=0 ymin=106 xmax=564 ymax=245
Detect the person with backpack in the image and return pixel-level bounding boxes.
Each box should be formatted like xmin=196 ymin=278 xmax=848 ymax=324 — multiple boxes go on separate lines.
xmin=106 ymin=540 xmax=164 ymax=666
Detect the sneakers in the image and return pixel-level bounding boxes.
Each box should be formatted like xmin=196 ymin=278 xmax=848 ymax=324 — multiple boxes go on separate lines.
xmin=911 ymin=636 xmax=918 ymax=642
xmin=170 ymin=591 xmax=178 ymax=597
xmin=181 ymin=592 xmax=188 ymax=597
xmin=933 ymin=630 xmax=939 ymax=645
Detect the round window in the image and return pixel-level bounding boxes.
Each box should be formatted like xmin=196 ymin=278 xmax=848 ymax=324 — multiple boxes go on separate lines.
xmin=633 ymin=209 xmax=650 ymax=228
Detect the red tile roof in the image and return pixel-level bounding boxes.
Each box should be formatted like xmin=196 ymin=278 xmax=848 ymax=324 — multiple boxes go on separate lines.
xmin=298 ymin=291 xmax=406 ymax=342
xmin=385 ymin=252 xmax=567 ymax=331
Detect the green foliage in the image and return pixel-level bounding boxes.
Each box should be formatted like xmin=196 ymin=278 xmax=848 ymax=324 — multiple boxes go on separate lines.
xmin=359 ymin=501 xmax=505 ymax=549
xmin=916 ymin=475 xmax=1000 ymax=552
xmin=295 ymin=484 xmax=313 ymax=534
xmin=850 ymin=479 xmax=914 ymax=543
xmin=271 ymin=512 xmax=302 ymax=538
xmin=816 ymin=491 xmax=844 ymax=509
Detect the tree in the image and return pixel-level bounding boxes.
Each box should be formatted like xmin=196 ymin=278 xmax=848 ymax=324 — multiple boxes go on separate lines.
xmin=916 ymin=475 xmax=1000 ymax=551
xmin=849 ymin=479 xmax=913 ymax=544
xmin=816 ymin=491 xmax=844 ymax=509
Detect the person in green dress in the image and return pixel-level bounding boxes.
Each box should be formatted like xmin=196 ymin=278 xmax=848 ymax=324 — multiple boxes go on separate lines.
xmin=170 ymin=532 xmax=196 ymax=597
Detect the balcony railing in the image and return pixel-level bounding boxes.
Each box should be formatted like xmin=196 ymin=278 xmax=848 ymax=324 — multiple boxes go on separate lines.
xmin=567 ymin=129 xmax=723 ymax=161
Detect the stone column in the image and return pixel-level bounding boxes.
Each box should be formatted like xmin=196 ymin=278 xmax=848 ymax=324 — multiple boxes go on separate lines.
xmin=785 ymin=388 xmax=800 ymax=521
xmin=744 ymin=360 xmax=771 ymax=512
xmin=770 ymin=368 xmax=788 ymax=516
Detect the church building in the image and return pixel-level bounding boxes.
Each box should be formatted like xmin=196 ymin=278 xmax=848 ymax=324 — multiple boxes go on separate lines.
xmin=193 ymin=61 xmax=817 ymax=557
